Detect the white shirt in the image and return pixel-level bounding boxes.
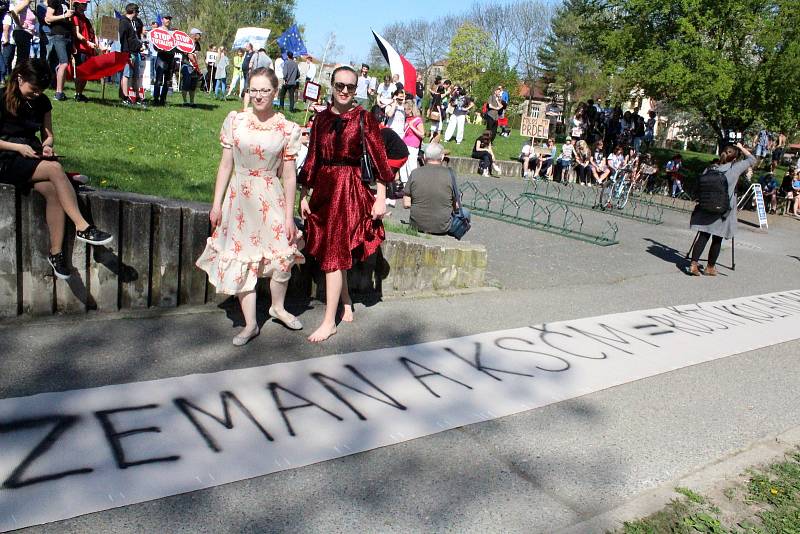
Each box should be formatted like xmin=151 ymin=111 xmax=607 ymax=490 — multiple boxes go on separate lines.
xmin=274 ymin=57 xmax=284 ymax=80
xmin=2 ymin=14 xmax=14 ymax=45
xmin=377 ymin=82 xmax=395 ymax=101
xmin=356 ymin=75 xmax=374 ymax=99
xmin=305 ymin=62 xmax=316 ymax=80
xmin=387 ymin=107 xmax=406 ymax=137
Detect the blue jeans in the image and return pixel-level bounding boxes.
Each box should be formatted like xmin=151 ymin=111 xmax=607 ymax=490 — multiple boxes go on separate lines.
xmin=0 ymin=43 xmax=14 ymax=81
xmin=671 ymin=178 xmax=683 ymax=197
xmin=215 ymin=79 xmax=227 ymax=98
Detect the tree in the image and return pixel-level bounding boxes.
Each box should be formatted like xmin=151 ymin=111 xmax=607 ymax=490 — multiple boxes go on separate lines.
xmin=472 ymin=50 xmax=519 ymax=107
xmin=368 ymin=17 xmax=459 ymax=79
xmin=506 ymin=0 xmax=556 ymax=83
xmin=590 ymin=0 xmax=800 ymax=143
xmin=161 ymin=0 xmax=295 ymax=56
xmin=446 ymin=23 xmax=494 ymax=91
xmin=538 ymin=0 xmax=611 ymax=118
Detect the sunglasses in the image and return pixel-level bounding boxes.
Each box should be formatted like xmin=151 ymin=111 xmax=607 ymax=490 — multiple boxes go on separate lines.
xmin=333 ymin=82 xmax=357 ymax=94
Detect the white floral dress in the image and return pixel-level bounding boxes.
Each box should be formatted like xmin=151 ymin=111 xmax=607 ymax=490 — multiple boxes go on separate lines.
xmin=196 ymin=110 xmax=305 ymax=295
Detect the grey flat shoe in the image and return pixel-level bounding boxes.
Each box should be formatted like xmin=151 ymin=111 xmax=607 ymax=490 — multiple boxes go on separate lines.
xmin=269 ymin=306 xmax=303 ymax=330
xmin=233 ymin=328 xmax=260 ymax=346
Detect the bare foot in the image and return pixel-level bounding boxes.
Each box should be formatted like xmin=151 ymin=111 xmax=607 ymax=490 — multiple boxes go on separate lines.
xmin=308 ymin=322 xmax=337 ymax=343
xmin=340 ymin=303 xmax=354 ymax=323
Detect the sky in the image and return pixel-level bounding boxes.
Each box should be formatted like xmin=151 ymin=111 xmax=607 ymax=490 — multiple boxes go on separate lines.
xmin=294 ymin=0 xmax=465 ymax=64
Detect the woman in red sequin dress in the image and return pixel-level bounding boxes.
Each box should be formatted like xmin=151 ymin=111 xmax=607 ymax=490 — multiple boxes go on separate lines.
xmin=299 ymin=66 xmax=393 ymax=342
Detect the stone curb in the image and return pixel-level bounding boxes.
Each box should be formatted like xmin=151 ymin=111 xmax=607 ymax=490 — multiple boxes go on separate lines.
xmin=557 ymin=425 xmax=800 ymax=533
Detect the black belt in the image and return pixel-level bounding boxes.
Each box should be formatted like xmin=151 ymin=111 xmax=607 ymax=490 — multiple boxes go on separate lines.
xmin=321 ymin=159 xmax=360 ymax=167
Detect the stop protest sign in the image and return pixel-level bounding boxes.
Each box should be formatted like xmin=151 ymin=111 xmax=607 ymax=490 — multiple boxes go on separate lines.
xmin=150 ymin=28 xmax=175 ymax=51
xmin=173 ymin=31 xmax=194 ymax=53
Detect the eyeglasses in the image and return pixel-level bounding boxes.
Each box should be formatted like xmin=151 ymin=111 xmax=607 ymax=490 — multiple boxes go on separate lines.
xmin=333 ymin=82 xmax=357 ymax=94
xmin=247 ymin=88 xmax=273 ymax=97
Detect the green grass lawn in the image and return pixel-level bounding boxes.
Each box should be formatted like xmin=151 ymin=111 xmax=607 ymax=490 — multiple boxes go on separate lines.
xmin=51 ymin=82 xmax=312 ymax=202
xmin=50 ymin=83 xmax=787 ymax=203
xmin=615 ymin=449 xmax=800 ymax=533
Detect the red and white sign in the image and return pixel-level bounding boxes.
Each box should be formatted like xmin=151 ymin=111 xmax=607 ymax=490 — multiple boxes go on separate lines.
xmin=173 ymin=31 xmax=194 ymax=54
xmin=149 ymin=28 xmax=174 ymax=51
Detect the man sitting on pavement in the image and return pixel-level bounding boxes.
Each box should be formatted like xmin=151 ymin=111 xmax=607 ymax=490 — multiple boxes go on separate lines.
xmin=403 ymin=143 xmax=457 ymax=235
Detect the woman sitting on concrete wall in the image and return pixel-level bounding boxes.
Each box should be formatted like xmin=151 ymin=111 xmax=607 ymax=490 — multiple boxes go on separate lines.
xmin=0 ymin=59 xmax=112 ymax=280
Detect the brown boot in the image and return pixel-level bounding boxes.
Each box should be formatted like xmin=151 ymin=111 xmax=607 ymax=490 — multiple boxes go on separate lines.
xmin=689 ymin=261 xmax=701 ymax=276
xmin=705 ymin=264 xmax=718 ymax=276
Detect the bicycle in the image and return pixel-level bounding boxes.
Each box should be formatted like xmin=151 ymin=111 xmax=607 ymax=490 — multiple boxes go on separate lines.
xmin=597 ymin=164 xmax=633 ymax=210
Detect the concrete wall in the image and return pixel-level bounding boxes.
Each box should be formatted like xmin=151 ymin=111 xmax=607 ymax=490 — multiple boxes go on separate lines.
xmin=448 ymin=156 xmax=524 ymax=178
xmin=0 ymin=185 xmax=487 ymax=318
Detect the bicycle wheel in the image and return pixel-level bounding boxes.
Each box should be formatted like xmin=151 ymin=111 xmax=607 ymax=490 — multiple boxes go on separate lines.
xmin=599 ymin=180 xmax=614 ymax=209
xmin=616 ymin=181 xmax=632 ymax=209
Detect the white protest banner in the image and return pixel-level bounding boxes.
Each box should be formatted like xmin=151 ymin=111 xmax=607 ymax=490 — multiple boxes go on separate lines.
xmin=2 ymin=290 xmax=800 ymax=531
xmin=753 ymin=183 xmax=769 ymax=229
xmin=232 ymin=27 xmax=271 ymax=51
xmin=149 ymin=28 xmax=175 ymax=52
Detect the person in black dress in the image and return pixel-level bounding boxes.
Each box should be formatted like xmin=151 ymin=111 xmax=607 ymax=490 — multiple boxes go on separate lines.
xmin=0 ymin=60 xmax=112 ymax=279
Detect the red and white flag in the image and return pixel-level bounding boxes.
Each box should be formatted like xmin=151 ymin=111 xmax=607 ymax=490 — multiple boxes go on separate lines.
xmin=372 ymin=30 xmax=417 ymax=89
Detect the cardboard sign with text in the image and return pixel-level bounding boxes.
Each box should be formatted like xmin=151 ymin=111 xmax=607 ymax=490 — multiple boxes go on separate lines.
xmin=98 ymin=16 xmax=118 ymax=42
xmin=303 ymin=81 xmax=321 ymax=102
xmin=520 ymin=116 xmax=550 ymax=140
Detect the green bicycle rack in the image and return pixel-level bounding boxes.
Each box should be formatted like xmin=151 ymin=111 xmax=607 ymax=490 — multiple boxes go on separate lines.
xmin=521 ymin=179 xmax=665 ymax=225
xmin=460 ymin=182 xmax=620 ymax=246
xmin=631 ymin=191 xmax=695 ymax=213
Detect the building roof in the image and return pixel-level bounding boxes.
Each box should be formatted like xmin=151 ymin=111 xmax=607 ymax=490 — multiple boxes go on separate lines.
xmin=519 ymin=81 xmax=549 ymax=100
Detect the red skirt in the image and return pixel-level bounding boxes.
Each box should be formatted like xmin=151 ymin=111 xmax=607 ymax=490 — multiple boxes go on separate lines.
xmin=305 ymin=163 xmax=384 ymax=272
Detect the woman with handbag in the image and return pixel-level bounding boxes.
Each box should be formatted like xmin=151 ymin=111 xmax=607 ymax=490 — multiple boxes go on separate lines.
xmin=298 ymin=66 xmax=394 ymax=342
xmin=427 ymin=85 xmax=444 ymax=141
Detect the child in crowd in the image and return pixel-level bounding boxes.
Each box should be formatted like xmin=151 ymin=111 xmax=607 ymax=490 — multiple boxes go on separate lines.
xmin=665 ymin=154 xmax=684 ymax=197
xmin=556 ymin=138 xmax=574 ymax=182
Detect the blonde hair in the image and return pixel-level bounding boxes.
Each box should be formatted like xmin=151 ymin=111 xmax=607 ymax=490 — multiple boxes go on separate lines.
xmin=404 ymin=99 xmax=420 ymax=117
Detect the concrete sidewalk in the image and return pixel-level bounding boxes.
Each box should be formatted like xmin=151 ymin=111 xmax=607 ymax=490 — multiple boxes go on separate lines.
xmin=2 ymin=179 xmax=799 ymax=533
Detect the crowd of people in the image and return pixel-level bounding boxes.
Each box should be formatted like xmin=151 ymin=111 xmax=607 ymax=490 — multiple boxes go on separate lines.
xmin=1 ymin=6 xmax=795 ymax=336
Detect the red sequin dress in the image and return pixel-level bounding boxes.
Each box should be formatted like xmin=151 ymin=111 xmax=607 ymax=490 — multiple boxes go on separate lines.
xmin=299 ymin=105 xmax=393 ymax=272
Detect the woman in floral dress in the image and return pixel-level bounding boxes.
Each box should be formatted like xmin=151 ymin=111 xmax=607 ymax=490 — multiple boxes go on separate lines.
xmin=197 ymin=67 xmax=305 ymax=346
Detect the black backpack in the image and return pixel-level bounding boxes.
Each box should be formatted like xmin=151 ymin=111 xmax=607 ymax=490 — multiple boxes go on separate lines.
xmin=696 ymin=168 xmax=730 ymax=215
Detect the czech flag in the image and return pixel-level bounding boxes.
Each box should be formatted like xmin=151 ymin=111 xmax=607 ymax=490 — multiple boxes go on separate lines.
xmin=372 ymin=30 xmax=416 ymax=90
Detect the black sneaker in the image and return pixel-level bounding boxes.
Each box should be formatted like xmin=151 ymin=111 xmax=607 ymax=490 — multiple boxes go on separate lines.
xmin=74 ymin=93 xmax=89 ymax=103
xmin=121 ymin=98 xmax=133 ymax=106
xmin=54 ymin=92 xmax=67 ymax=101
xmin=76 ymin=225 xmax=113 ymax=246
xmin=47 ymin=252 xmax=71 ymax=280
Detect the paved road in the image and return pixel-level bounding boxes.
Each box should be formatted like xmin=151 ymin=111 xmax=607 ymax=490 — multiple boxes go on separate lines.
xmin=2 ymin=178 xmax=799 ymax=533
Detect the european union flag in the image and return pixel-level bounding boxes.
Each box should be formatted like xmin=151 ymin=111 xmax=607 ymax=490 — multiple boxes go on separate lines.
xmin=113 ymin=9 xmax=123 ymax=19
xmin=156 ymin=13 xmax=163 ymax=26
xmin=277 ymin=24 xmax=307 ymax=57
